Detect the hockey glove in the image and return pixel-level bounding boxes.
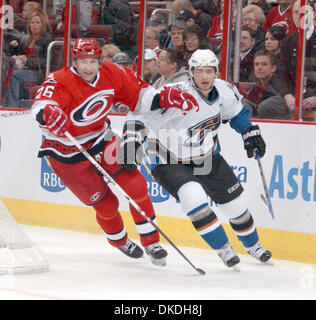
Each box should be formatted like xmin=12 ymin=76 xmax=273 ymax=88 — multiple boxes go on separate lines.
xmin=242 ymin=125 xmax=266 ymax=158
xmin=159 ymin=86 xmax=199 ymax=112
xmin=117 ymin=138 xmax=144 ymax=170
xmin=37 ymin=104 xmax=70 ymax=138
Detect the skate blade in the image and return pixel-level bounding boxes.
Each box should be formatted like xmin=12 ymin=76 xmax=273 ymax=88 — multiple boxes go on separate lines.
xmin=150 ymin=257 xmax=167 ymax=267
xmin=232 ymin=265 xmax=241 ymax=272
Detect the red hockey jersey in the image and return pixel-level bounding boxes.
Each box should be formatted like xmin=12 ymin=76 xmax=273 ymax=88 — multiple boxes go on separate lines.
xmin=262 ymin=5 xmax=297 ymax=36
xmin=207 ymin=15 xmax=223 ymax=40
xmin=32 ymin=62 xmax=154 ymax=163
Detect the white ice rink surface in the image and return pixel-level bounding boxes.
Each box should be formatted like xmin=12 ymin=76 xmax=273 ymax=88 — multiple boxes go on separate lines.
xmin=1 ymin=225 xmax=316 ymax=300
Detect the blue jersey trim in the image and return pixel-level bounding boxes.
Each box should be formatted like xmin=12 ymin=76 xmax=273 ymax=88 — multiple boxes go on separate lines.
xmin=229 ymin=106 xmax=252 ymax=134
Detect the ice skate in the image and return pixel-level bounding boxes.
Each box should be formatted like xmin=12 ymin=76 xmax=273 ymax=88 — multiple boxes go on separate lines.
xmin=247 ymin=243 xmax=272 ymax=264
xmin=218 ymin=243 xmax=241 ymax=271
xmin=145 ymin=243 xmax=168 ymax=266
xmin=118 ymin=239 xmax=144 ymax=258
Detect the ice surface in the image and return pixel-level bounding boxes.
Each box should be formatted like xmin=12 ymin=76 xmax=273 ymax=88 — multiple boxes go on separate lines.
xmin=0 ymin=225 xmax=315 ymax=300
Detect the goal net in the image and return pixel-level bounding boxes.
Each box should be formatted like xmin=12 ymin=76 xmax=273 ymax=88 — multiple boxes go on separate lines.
xmin=0 ymin=199 xmax=49 ymax=274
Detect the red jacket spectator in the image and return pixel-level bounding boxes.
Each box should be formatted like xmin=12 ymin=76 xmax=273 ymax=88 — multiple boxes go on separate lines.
xmin=262 ymin=3 xmax=297 ymax=36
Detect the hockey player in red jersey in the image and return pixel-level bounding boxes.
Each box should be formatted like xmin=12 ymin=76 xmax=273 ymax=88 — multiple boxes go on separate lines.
xmin=31 ymin=38 xmax=198 ymax=266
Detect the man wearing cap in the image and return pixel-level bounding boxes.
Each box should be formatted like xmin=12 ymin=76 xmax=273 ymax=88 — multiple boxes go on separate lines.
xmin=143 ymin=49 xmax=160 ymax=85
xmin=176 ymin=9 xmax=195 ymax=27
xmin=148 ymin=14 xmax=167 ymax=33
xmin=172 ymin=0 xmax=213 ymax=34
xmin=113 ymin=52 xmax=133 ymax=70
xmin=112 ymin=52 xmax=134 ymax=113
xmin=148 ymin=14 xmax=169 ymax=48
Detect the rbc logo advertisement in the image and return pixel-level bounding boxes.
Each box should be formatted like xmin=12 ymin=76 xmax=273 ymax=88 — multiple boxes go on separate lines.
xmin=140 ymin=165 xmax=170 ymax=203
xmin=40 ymin=156 xmax=66 ymax=192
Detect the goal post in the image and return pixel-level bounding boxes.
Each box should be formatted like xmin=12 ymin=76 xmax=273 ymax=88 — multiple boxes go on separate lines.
xmin=0 ymin=198 xmax=49 ymax=274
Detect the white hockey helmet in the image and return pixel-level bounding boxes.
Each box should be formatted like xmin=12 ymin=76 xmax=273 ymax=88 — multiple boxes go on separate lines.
xmin=188 ymin=49 xmax=219 ymax=78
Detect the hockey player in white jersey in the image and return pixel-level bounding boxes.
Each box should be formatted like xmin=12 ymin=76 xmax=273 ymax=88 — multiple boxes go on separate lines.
xmin=118 ymin=49 xmax=272 ymax=269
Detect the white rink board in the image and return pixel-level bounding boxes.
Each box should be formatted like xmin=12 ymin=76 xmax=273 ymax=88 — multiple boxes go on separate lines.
xmin=1 ymin=112 xmax=316 ymax=235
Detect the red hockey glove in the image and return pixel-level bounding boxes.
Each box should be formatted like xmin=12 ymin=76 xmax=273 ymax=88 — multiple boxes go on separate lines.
xmin=159 ymin=86 xmax=199 ymax=112
xmin=39 ymin=104 xmax=70 ymax=138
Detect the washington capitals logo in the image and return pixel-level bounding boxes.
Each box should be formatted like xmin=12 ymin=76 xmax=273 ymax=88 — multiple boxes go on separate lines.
xmin=70 ymin=89 xmax=114 ymax=126
xmin=184 ymin=114 xmax=221 ymax=147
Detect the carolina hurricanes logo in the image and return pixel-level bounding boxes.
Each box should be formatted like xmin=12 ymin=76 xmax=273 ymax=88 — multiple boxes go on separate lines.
xmin=271 ymin=21 xmax=289 ymax=35
xmin=70 ymin=90 xmax=115 ymax=126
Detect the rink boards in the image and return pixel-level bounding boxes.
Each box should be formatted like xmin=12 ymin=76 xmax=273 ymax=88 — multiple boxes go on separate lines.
xmin=1 ymin=111 xmax=316 ymax=264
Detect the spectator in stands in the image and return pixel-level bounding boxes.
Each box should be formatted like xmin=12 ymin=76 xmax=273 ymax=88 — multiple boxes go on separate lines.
xmin=3 ymin=27 xmax=23 ymax=57
xmin=172 ymin=0 xmax=212 ymax=35
xmin=239 ymin=26 xmax=257 ymax=82
xmin=152 ymin=48 xmax=189 ymax=89
xmin=242 ymin=50 xmax=287 ymax=119
xmin=249 ymin=0 xmax=273 ymax=17
xmin=101 ymin=43 xmax=121 ymax=62
xmin=264 ymin=25 xmax=287 ymax=54
xmin=183 ymin=24 xmax=212 ymax=67
xmin=262 ymin=0 xmax=297 ymax=36
xmin=1 ymin=52 xmax=10 ymax=87
xmin=55 ymin=0 xmax=97 ymax=33
xmin=111 ymin=51 xmax=134 ymax=113
xmin=148 ymin=14 xmax=169 ymax=49
xmin=97 ymin=0 xmax=137 ymax=53
xmin=22 ymin=1 xmax=42 ymax=20
xmin=169 ymin=21 xmax=186 ymax=55
xmin=4 ymin=11 xmax=53 ymax=108
xmin=264 ymin=25 xmax=286 ymax=70
xmin=192 ymin=0 xmax=222 ymax=16
xmin=207 ymin=0 xmax=237 ymax=54
xmin=242 ymin=4 xmax=266 ymax=52
xmin=112 ymin=52 xmax=133 ymax=70
xmin=14 ymin=1 xmax=48 ymax=34
xmin=141 ymin=49 xmax=160 ymax=85
xmin=278 ymin=0 xmax=316 ymax=119
xmin=313 ymin=0 xmax=316 ymax=25
xmin=145 ymin=27 xmax=162 ymax=56
xmin=176 ymin=8 xmax=195 ymax=27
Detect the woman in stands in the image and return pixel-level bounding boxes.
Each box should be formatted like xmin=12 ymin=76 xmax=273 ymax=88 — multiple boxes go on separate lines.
xmin=183 ymin=24 xmax=212 ymax=68
xmin=264 ymin=25 xmax=286 ymax=73
xmin=18 ymin=1 xmax=51 ymax=34
xmin=4 ymin=10 xmax=53 ymax=108
xmin=264 ymin=25 xmax=286 ymax=55
xmin=242 ymin=4 xmax=266 ymax=52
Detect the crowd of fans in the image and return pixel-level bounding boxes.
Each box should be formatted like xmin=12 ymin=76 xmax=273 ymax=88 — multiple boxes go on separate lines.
xmin=0 ymin=0 xmax=315 ymax=120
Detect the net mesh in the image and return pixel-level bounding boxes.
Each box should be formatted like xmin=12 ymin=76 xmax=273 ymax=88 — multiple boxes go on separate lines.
xmin=0 ymin=199 xmax=49 ymax=274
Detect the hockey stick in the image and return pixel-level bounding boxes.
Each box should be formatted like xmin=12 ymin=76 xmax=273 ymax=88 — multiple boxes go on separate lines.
xmin=255 ymin=151 xmax=274 ymax=219
xmin=0 ymin=110 xmax=31 ymax=117
xmin=64 ymin=131 xmax=206 ymax=275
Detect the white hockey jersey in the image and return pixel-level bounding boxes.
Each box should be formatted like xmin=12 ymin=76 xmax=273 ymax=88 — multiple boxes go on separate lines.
xmin=125 ymin=78 xmax=245 ymax=166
